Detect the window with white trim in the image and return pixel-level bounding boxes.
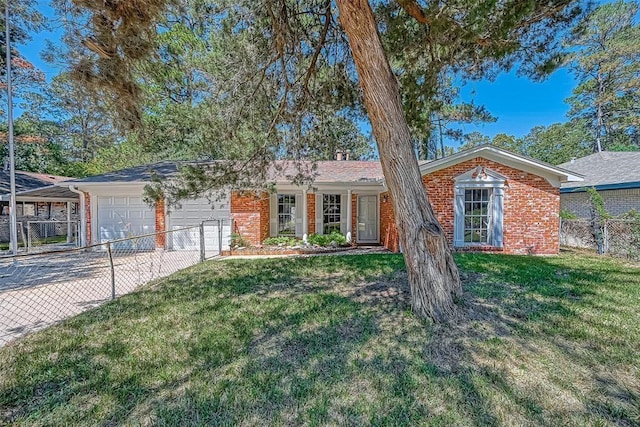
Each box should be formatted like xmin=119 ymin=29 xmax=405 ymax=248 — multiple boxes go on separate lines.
xmin=277 ymin=194 xmax=296 ymax=236
xmin=322 ymin=194 xmax=341 ymax=234
xmin=454 ymin=166 xmax=505 ymax=248
xmin=463 ymin=188 xmax=493 ymax=244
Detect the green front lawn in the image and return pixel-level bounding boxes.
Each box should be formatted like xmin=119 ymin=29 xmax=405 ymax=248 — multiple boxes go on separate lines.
xmin=1 ymin=251 xmax=639 ymax=425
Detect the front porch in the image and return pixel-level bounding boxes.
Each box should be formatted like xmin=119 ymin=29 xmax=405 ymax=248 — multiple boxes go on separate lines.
xmin=230 ymin=186 xmax=387 ymax=248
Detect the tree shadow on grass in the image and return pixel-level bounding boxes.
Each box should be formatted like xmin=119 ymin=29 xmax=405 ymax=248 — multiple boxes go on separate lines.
xmin=1 ymin=252 xmax=639 ymax=425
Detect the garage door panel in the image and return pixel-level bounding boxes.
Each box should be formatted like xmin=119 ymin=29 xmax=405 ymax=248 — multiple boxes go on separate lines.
xmin=168 ymin=195 xmax=231 ymax=252
xmin=97 ymin=196 xmax=155 ymax=245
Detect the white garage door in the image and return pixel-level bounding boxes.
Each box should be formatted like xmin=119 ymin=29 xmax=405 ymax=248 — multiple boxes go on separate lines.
xmin=167 ymin=196 xmax=231 ymax=253
xmin=97 ymin=196 xmax=155 ymax=248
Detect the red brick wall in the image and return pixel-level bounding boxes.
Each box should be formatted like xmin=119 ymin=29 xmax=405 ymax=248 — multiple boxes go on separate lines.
xmin=155 ymin=199 xmax=166 ymax=249
xmin=380 ymin=158 xmax=560 ymax=255
xmin=307 ymin=193 xmax=315 ymax=235
xmin=84 ymin=192 xmax=92 ymax=245
xmin=351 ymin=193 xmax=357 ymax=241
xmin=380 ymin=191 xmax=399 ymax=252
xmin=231 ymin=191 xmax=270 ymax=246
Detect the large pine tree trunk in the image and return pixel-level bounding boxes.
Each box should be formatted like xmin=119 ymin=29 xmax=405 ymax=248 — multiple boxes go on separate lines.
xmin=335 ymin=0 xmax=461 ymax=321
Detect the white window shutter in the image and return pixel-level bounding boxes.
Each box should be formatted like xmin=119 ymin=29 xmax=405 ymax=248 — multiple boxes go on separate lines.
xmin=295 ymin=193 xmax=303 ymax=237
xmin=340 ymin=193 xmax=348 ymax=235
xmin=316 ymin=194 xmax=323 ymax=234
xmin=492 ymin=187 xmax=504 ymax=247
xmin=454 ymin=187 xmax=465 ymax=247
xmin=269 ymin=193 xmax=278 ymax=237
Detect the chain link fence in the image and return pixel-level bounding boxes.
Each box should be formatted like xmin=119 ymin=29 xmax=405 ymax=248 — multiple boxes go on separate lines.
xmin=560 ymin=218 xmax=640 ymax=261
xmin=26 ymin=220 xmax=81 ymax=251
xmin=2 ymin=220 xmax=80 ymax=255
xmin=0 ymin=221 xmax=230 ymax=347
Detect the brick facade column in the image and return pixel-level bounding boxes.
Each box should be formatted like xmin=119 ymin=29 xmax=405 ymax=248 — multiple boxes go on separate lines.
xmin=307 ymin=192 xmax=316 ymax=235
xmin=155 ymin=199 xmax=166 ymax=249
xmin=351 ymin=193 xmax=357 ymax=243
xmin=231 ymin=191 xmax=270 ymax=246
xmin=84 ymin=192 xmax=92 ymax=246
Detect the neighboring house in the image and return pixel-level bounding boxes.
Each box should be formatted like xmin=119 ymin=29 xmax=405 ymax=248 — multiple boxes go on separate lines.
xmin=58 ymin=145 xmax=582 ymax=255
xmin=559 ymin=151 xmax=640 ymax=218
xmin=0 ymin=170 xmax=78 ymax=243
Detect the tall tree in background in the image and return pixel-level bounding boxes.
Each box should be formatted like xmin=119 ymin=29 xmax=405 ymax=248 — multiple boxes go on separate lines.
xmin=407 ymin=82 xmax=496 ymax=160
xmin=60 ymin=0 xmax=582 ymax=321
xmin=0 ymin=114 xmax=72 ymax=174
xmin=33 ymin=73 xmax=121 ymax=164
xmin=521 ymin=121 xmax=592 ymax=164
xmin=564 ymin=0 xmax=640 ymax=152
xmin=0 ymin=0 xmax=46 ymax=119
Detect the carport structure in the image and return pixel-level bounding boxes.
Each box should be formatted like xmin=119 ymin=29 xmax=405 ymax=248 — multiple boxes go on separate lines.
xmin=0 ymin=171 xmax=79 ymax=249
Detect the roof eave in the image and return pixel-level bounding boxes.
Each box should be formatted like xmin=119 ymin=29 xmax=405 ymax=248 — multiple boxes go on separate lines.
xmin=561 ymin=181 xmax=640 ymax=193
xmin=418 ymin=145 xmax=584 ymax=185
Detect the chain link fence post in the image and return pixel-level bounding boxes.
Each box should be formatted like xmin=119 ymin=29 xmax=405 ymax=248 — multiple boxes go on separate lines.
xmin=199 ymin=222 xmax=205 ymax=263
xmin=218 ymin=219 xmax=223 ymax=255
xmin=107 ymin=241 xmax=116 ymax=300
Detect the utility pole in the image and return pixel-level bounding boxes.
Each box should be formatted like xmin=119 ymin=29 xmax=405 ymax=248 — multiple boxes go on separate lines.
xmin=5 ymin=0 xmax=18 ymax=255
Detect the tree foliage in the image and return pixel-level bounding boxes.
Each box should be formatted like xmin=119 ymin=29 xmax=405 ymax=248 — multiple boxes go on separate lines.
xmin=58 ymin=0 xmax=584 ymax=321
xmin=0 ymin=0 xmax=46 ymax=117
xmin=564 ymin=0 xmax=640 ymax=152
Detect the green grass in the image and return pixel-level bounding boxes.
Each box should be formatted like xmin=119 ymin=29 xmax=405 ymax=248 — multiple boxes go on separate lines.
xmin=0 ymin=235 xmax=68 ymax=250
xmin=1 ymin=250 xmax=639 ymax=425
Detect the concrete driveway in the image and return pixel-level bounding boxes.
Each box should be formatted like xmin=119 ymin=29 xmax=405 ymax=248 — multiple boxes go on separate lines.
xmin=0 ymin=248 xmax=202 ymax=347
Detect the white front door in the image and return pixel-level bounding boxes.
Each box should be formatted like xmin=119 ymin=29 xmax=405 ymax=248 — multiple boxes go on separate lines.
xmin=357 ymin=195 xmax=378 ymax=243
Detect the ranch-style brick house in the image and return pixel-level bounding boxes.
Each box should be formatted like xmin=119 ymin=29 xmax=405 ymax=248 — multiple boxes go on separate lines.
xmin=56 ymin=145 xmax=582 ymax=254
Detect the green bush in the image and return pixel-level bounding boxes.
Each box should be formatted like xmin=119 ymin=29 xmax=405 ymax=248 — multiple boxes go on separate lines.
xmin=559 ymin=209 xmax=578 ymax=220
xmin=307 ymin=231 xmax=347 ymax=247
xmin=230 ymin=233 xmax=251 ymax=248
xmin=262 ymin=236 xmax=300 ymax=247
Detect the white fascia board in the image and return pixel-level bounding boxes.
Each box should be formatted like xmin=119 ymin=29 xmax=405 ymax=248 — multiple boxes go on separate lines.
xmin=59 ymin=182 xmax=148 ymax=194
xmin=15 ymin=197 xmax=79 ymax=203
xmin=58 ymin=181 xmax=150 ymax=189
xmin=418 ymin=146 xmax=584 ymax=186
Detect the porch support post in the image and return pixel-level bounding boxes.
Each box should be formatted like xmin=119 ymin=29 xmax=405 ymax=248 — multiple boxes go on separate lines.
xmin=302 ymin=189 xmax=308 ymax=242
xmin=66 ymin=201 xmax=72 ymax=243
xmin=346 ymin=189 xmax=352 ymax=242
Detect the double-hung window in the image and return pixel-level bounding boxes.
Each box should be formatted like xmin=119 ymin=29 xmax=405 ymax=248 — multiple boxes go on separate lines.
xmin=277 ymin=194 xmax=296 ymax=236
xmin=322 ymin=194 xmax=341 ymax=234
xmin=463 ymin=188 xmax=492 ymax=244
xmin=454 ymin=166 xmax=505 ymax=248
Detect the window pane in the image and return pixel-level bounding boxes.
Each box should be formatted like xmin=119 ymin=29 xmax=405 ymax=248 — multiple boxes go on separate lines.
xmin=322 ymin=194 xmax=342 ymax=234
xmin=278 ymin=194 xmax=296 ymax=236
xmin=463 ymin=188 xmax=492 ymax=244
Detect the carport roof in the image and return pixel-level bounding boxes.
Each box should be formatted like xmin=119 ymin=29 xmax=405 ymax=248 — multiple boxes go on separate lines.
xmin=8 ymin=186 xmax=80 ymax=201
xmin=0 ymin=170 xmax=71 ymax=194
xmin=0 ymin=170 xmax=77 ymax=201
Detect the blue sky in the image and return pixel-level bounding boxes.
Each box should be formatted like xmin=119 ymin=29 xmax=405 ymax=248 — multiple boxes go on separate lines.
xmin=18 ymin=0 xmax=579 ymax=142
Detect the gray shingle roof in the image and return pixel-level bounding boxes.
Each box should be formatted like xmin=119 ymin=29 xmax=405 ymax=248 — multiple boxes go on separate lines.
xmin=0 ymin=170 xmax=71 ymax=195
xmin=558 ymin=151 xmax=640 ymax=191
xmin=68 ymin=162 xmax=181 ymax=184
xmin=70 ymin=160 xmax=387 ymax=184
